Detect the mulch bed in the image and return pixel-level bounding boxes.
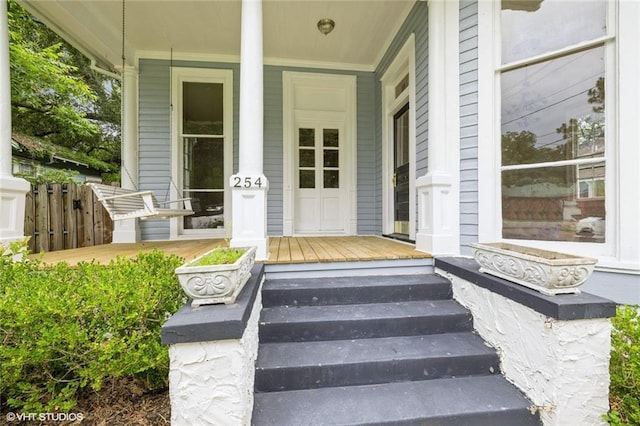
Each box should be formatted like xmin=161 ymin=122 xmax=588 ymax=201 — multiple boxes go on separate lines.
xmin=2 ymin=378 xmax=170 ymax=425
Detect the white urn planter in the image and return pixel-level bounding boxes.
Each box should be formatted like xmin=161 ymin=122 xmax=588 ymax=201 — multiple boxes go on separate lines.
xmin=470 ymin=242 xmax=597 ymax=295
xmin=176 ymin=246 xmax=256 ymax=306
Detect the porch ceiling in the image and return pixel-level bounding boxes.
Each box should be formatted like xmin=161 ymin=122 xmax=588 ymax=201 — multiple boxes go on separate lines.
xmin=19 ymin=0 xmax=416 ymax=72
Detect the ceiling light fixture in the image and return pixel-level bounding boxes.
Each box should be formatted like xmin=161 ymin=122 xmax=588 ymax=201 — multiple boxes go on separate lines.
xmin=317 ymin=18 xmax=335 ymax=36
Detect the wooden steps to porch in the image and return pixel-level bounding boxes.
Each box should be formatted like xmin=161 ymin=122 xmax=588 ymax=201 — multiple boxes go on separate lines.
xmin=252 ymin=272 xmax=541 ymax=426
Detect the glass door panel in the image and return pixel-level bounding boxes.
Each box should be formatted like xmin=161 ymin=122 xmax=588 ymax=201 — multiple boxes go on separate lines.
xmin=181 ymin=82 xmax=226 ymax=231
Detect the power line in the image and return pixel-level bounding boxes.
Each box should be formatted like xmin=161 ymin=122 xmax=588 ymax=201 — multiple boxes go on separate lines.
xmin=502 ymin=88 xmax=590 ymax=125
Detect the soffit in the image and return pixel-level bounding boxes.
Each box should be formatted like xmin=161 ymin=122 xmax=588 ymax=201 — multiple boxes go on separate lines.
xmin=19 ymin=0 xmax=416 ymax=72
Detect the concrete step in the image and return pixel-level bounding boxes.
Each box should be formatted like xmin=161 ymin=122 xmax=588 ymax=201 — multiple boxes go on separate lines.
xmin=259 ymin=299 xmax=473 ymax=343
xmin=252 ymin=375 xmax=540 ymax=426
xmin=255 ymin=332 xmax=499 ymax=392
xmin=261 ymin=273 xmax=451 ymax=307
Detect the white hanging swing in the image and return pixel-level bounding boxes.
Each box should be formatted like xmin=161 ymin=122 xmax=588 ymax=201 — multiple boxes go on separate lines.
xmin=89 ymin=0 xmax=193 ymax=221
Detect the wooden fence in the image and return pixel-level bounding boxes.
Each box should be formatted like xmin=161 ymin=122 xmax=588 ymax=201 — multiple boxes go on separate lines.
xmin=24 ymin=183 xmax=113 ymax=254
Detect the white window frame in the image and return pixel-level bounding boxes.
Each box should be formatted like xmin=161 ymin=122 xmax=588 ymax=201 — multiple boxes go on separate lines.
xmin=478 ymin=0 xmax=640 ymax=272
xmin=170 ymin=67 xmax=233 ymax=239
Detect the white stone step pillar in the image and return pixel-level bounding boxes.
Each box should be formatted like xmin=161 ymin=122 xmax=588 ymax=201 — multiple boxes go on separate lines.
xmin=112 ymin=65 xmax=141 ymax=243
xmin=415 ymin=0 xmax=460 ymax=255
xmin=230 ymin=0 xmax=269 ymax=260
xmin=0 ymin=1 xmax=30 ymax=245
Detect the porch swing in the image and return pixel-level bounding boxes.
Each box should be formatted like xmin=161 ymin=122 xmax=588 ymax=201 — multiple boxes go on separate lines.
xmin=89 ymin=0 xmax=193 ymax=221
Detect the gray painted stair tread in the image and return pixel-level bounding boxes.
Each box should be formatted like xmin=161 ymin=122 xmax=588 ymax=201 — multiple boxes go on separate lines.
xmin=252 ymin=375 xmax=539 ymax=426
xmin=260 ymin=299 xmax=468 ymax=323
xmin=257 ymin=332 xmax=494 ymax=369
xmin=264 ymin=273 xmax=447 ymax=290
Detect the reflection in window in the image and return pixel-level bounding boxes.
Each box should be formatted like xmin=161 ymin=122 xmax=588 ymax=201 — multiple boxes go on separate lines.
xmin=502 ymin=164 xmax=605 ymax=243
xmin=299 ymin=170 xmax=315 ymax=189
xmin=183 ymin=82 xmax=223 ymax=135
xmin=299 ymin=128 xmax=315 ymax=147
xmin=183 ymin=137 xmax=225 ymax=230
xmin=501 ymin=0 xmax=606 ymax=64
xmin=500 ymin=0 xmax=607 ymax=243
xmin=324 ymin=170 xmax=339 ymax=189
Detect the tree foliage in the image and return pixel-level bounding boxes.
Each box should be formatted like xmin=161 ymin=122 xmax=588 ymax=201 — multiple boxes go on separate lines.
xmin=8 ymin=0 xmax=121 ymax=171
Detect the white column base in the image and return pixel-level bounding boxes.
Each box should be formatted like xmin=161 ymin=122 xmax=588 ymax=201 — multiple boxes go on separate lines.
xmin=415 ymin=172 xmax=458 ymax=256
xmin=230 ymin=176 xmax=269 ymax=261
xmin=0 ymin=175 xmax=31 ymax=244
xmin=111 ymin=218 xmax=141 ymax=243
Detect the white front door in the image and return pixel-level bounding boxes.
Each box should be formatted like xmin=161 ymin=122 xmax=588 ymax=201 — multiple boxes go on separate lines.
xmin=294 ymin=121 xmax=344 ymax=233
xmin=283 ymin=72 xmax=357 ymax=236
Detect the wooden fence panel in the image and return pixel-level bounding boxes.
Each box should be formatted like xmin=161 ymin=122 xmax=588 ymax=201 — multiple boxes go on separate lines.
xmin=24 ymin=183 xmax=113 ymax=254
xmin=50 ymin=183 xmax=64 ymax=251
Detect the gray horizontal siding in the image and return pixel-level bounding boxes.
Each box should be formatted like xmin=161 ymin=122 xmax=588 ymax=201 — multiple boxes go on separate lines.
xmin=459 ymin=0 xmax=479 ymax=255
xmin=264 ymin=66 xmax=284 ymax=235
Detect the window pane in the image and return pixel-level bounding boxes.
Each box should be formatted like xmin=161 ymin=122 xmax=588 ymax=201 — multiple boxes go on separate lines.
xmin=323 ymin=150 xmax=339 ymax=168
xmin=183 ymin=82 xmax=223 ymax=135
xmin=183 ymin=138 xmax=224 ymax=190
xmin=299 ymin=128 xmax=315 ymax=147
xmin=502 ymin=165 xmax=605 ymax=243
xmin=183 ymin=190 xmax=225 ymax=230
xmin=324 ymin=170 xmax=339 ymax=189
xmin=299 ymin=170 xmax=315 ymax=189
xmin=501 ymin=48 xmax=605 ymax=166
xmin=299 ymin=149 xmax=315 ymax=168
xmin=395 ymin=107 xmax=410 ymax=167
xmin=323 ymin=129 xmax=339 ymax=147
xmin=501 ymin=0 xmax=607 ymax=64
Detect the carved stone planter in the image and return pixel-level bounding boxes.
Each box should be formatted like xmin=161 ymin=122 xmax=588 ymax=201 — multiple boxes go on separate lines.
xmin=470 ymin=242 xmax=597 ymax=295
xmin=176 ymin=246 xmax=256 ymax=306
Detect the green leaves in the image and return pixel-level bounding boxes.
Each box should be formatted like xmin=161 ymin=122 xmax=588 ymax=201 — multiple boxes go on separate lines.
xmin=0 ymin=248 xmax=185 ymax=412
xmin=8 ymin=0 xmax=121 ymax=175
xmin=606 ymin=305 xmax=640 ymax=425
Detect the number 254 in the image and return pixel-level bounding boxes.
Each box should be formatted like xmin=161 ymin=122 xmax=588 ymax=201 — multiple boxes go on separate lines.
xmin=232 ymin=176 xmax=263 ymax=188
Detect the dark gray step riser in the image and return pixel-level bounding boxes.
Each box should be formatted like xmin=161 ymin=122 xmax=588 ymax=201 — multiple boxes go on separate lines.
xmin=259 ymin=313 xmax=473 ymax=343
xmin=254 ymin=410 xmax=539 ymax=426
xmin=255 ymin=353 xmax=500 ymax=392
xmin=262 ymin=282 xmax=452 ymax=307
xmin=252 ymin=375 xmax=541 ymax=426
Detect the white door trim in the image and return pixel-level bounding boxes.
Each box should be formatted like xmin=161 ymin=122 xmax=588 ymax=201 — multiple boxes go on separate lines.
xmin=381 ymin=34 xmax=416 ymax=239
xmin=283 ymin=71 xmax=357 ymax=236
xmin=170 ymin=67 xmax=233 ymax=239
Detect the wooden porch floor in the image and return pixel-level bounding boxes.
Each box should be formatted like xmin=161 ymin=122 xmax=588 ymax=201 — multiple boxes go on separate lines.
xmin=265 ymin=236 xmax=431 ymax=264
xmin=32 ymin=236 xmax=431 ymax=266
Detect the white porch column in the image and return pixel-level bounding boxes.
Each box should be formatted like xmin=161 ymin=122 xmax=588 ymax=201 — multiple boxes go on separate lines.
xmin=112 ymin=65 xmax=140 ymax=243
xmin=415 ymin=0 xmax=460 ymax=256
xmin=0 ymin=1 xmax=30 ymax=245
xmin=230 ymin=0 xmax=269 ymax=260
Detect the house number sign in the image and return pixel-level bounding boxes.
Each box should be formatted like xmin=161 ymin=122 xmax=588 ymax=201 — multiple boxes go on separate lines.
xmin=230 ymin=175 xmax=267 ymax=189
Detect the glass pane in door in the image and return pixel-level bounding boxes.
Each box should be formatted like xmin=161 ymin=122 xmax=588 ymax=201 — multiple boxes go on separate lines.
xmin=183 ymin=137 xmax=225 ymax=229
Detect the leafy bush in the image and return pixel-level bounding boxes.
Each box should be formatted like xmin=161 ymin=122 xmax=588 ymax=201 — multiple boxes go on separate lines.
xmin=0 ymin=246 xmax=185 ymax=412
xmin=606 ymin=305 xmax=640 ymax=425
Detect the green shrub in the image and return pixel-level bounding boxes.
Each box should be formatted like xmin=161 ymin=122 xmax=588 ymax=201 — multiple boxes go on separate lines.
xmin=0 ymin=248 xmax=185 ymax=412
xmin=606 ymin=305 xmax=640 ymax=425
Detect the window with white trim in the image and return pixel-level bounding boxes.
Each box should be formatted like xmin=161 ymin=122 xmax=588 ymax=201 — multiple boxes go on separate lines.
xmin=499 ymin=0 xmax=611 ymax=244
